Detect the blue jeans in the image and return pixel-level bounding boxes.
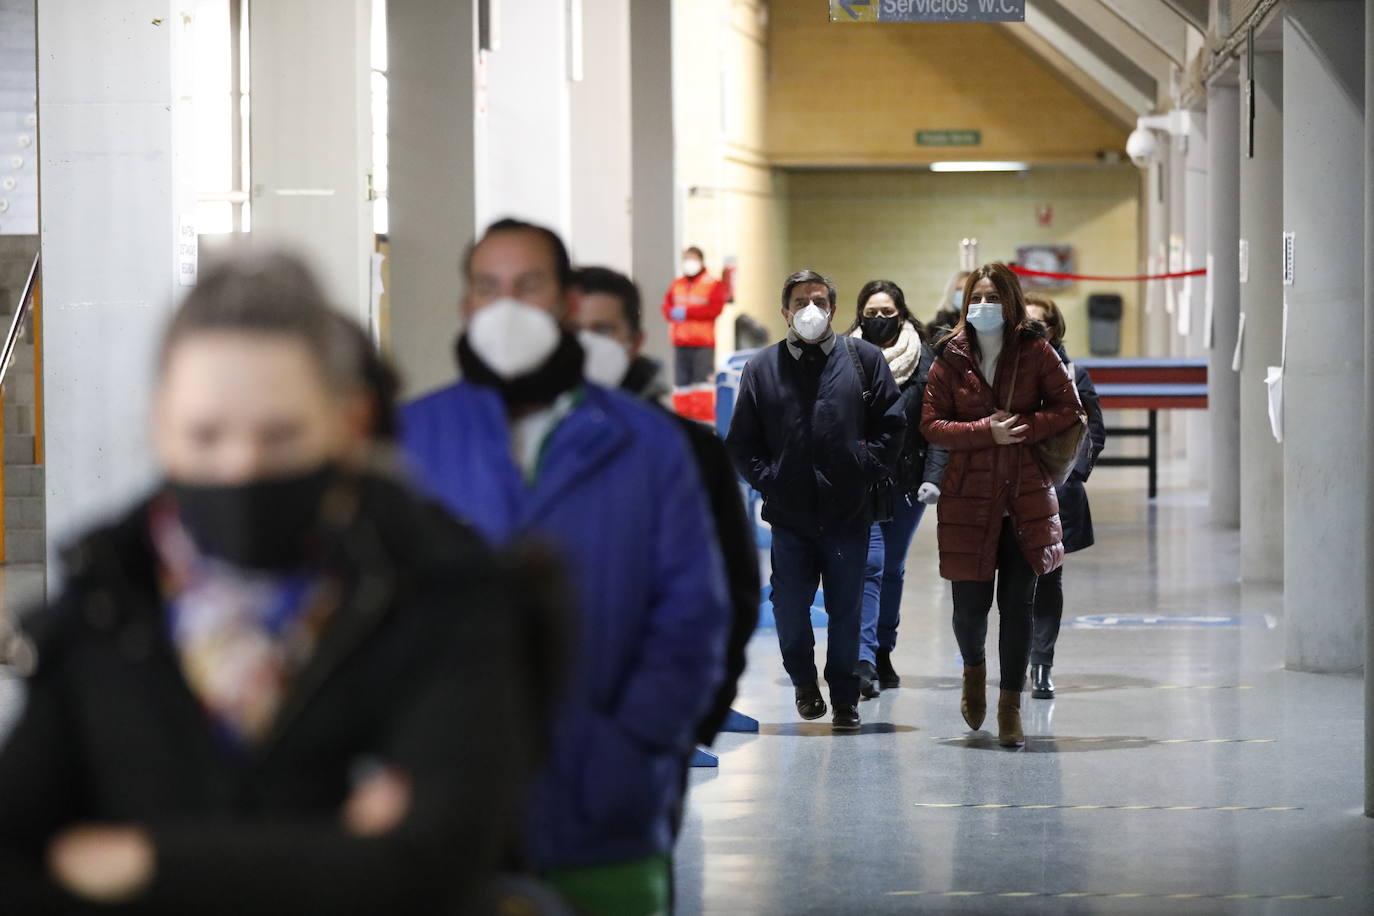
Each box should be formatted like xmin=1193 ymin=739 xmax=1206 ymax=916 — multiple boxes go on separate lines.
xmin=859 ymin=495 xmax=926 ymax=665
xmin=770 ymin=524 xmax=869 ymax=707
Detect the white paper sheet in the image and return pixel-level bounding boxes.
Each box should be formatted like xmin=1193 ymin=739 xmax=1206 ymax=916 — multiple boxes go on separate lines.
xmin=1265 ymin=366 xmax=1284 ymax=443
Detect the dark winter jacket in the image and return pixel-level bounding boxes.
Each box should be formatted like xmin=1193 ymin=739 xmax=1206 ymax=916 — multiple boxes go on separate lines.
xmin=0 ymin=473 xmax=560 ymax=915
xmin=725 ymin=335 xmax=907 ymax=537
xmin=623 ymin=369 xmax=759 ymax=747
xmin=1052 ymin=342 xmax=1107 ymax=554
xmin=893 ymin=343 xmax=950 ymax=493
xmin=920 ymin=325 xmax=1084 ymax=581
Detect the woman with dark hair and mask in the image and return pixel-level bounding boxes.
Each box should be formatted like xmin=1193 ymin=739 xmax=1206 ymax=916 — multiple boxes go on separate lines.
xmin=1021 ymin=293 xmax=1106 ymax=700
xmin=920 ymin=263 xmax=1083 ymax=747
xmin=845 ymin=280 xmax=948 ymax=697
xmin=0 ymin=252 xmax=558 ymax=914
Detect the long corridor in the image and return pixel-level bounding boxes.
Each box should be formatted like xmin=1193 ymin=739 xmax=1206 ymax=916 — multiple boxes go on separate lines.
xmin=677 ymin=468 xmax=1373 ymax=914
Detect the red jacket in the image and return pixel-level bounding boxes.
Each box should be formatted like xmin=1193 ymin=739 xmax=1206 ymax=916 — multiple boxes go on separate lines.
xmin=663 ymin=273 xmax=726 ymax=348
xmin=920 ymin=326 xmax=1083 ymax=581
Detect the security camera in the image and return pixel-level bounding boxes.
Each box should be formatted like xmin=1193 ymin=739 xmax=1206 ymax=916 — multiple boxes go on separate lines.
xmin=1126 ymin=127 xmax=1159 ymax=168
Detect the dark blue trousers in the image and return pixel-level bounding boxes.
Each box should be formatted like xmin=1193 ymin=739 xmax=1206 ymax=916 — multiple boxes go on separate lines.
xmin=770 ymin=524 xmax=868 ymax=707
xmin=859 ymin=495 xmax=926 ymax=665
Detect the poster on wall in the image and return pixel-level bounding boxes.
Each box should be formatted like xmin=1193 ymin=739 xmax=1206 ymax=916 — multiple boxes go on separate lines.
xmin=1015 ymin=244 xmax=1075 ymax=291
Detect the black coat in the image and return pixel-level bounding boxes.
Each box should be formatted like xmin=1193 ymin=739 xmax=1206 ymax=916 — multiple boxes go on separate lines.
xmin=891 ymin=342 xmax=950 ymax=493
xmin=725 ymin=336 xmax=906 ymax=536
xmin=0 ymin=473 xmax=560 ymax=915
xmin=1053 ymin=344 xmax=1107 ymax=553
xmin=624 ymin=362 xmax=759 ymax=747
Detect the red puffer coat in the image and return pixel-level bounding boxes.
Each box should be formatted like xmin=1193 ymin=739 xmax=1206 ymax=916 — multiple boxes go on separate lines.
xmin=920 ymin=326 xmax=1084 ymax=581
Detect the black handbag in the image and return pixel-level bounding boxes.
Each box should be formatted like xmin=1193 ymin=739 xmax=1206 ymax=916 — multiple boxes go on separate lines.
xmin=843 ymin=337 xmax=895 ymax=524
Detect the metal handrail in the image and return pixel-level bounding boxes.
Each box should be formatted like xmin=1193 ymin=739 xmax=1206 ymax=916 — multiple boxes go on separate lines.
xmin=0 ymin=252 xmax=39 ymax=389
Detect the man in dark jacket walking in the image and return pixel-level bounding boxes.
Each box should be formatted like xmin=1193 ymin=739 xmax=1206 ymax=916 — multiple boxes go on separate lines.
xmin=725 ymin=270 xmax=905 ymax=730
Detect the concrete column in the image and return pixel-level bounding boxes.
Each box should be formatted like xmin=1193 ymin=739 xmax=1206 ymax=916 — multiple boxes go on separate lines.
xmin=386 ymin=0 xmax=476 ymax=398
xmin=249 ymin=0 xmax=373 ymax=326
xmin=1364 ymin=0 xmax=1374 ymax=819
xmin=1206 ymin=82 xmax=1240 ymax=527
xmin=1239 ymin=50 xmax=1284 ymax=584
xmin=1182 ymin=110 xmax=1210 ymax=487
xmin=475 ymin=0 xmax=570 ymax=236
xmin=1282 ymin=0 xmax=1365 ymax=673
xmin=629 ymin=0 xmax=676 ymax=366
xmin=36 ymin=1 xmax=188 ymax=573
xmin=568 ymin=0 xmax=632 ymax=272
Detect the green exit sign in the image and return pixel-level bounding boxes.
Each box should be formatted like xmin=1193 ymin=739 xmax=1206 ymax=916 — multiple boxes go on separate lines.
xmin=916 ymin=130 xmax=982 ymax=146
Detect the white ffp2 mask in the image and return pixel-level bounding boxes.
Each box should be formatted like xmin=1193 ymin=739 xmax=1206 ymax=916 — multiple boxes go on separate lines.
xmin=578 ymin=330 xmax=632 ymax=388
xmin=792 ymin=303 xmax=832 ymax=342
xmin=465 ymin=298 xmax=562 ymax=380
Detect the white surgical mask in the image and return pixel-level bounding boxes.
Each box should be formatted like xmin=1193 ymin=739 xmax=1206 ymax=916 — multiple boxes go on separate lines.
xmin=465 ymin=297 xmax=562 ymax=380
xmin=792 ymin=303 xmax=832 ymax=342
xmin=951 ymin=291 xmax=963 ymax=311
xmin=967 ymin=303 xmax=1005 ymax=335
xmin=578 ymin=329 xmax=632 ymax=388
xmin=682 ymin=258 xmax=703 ymax=278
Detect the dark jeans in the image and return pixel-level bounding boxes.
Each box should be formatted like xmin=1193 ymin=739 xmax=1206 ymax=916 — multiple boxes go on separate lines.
xmin=770 ymin=524 xmax=868 ymax=707
xmin=951 ymin=518 xmax=1038 ymax=692
xmin=1031 ymin=564 xmax=1064 ymax=666
xmin=859 ymin=495 xmax=926 ymax=664
xmin=673 ymin=345 xmax=715 ymax=387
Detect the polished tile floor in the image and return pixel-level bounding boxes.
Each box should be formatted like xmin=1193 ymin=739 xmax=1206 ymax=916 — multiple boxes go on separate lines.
xmin=677 ymin=468 xmax=1373 ymax=914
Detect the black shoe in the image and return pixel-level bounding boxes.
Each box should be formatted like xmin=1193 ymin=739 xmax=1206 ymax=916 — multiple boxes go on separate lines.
xmin=875 ymin=650 xmax=901 ymax=689
xmin=1031 ymin=664 xmax=1055 ymax=700
xmin=832 ymin=704 xmax=861 ymax=731
xmin=857 ymin=660 xmax=880 ymax=700
xmin=795 ymin=683 xmax=827 ymax=720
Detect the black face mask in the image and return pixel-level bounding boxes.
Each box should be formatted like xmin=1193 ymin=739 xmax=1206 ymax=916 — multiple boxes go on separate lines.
xmin=455 ymin=330 xmax=585 ymax=410
xmin=861 ymin=315 xmax=901 ymax=347
xmin=167 ymin=464 xmax=339 ymax=572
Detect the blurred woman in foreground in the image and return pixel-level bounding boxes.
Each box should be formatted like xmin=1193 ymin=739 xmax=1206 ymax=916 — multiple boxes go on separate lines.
xmin=0 ymin=253 xmax=554 ymax=914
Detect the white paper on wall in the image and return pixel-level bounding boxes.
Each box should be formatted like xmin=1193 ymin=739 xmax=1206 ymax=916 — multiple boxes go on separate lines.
xmin=1232 ymin=312 xmax=1246 ymax=372
xmin=1176 ymin=283 xmax=1191 ymax=336
xmin=1238 ymin=238 xmax=1249 ymax=283
xmin=1265 ymin=366 xmax=1284 ymax=443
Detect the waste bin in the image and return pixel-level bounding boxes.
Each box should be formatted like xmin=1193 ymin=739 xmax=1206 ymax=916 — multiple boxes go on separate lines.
xmin=1087 ymin=293 xmax=1124 ymax=356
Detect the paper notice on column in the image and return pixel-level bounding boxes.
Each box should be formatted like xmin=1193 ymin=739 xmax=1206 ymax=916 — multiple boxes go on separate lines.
xmin=177 ymin=217 xmax=198 ymax=287
xmin=1232 ymin=312 xmax=1246 ymax=372
xmin=1203 ymin=254 xmax=1215 ymax=348
xmin=1265 ymin=366 xmax=1284 ymax=442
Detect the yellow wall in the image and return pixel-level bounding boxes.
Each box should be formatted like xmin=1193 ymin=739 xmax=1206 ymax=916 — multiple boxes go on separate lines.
xmin=672 ymin=0 xmax=794 ymax=346
xmin=783 ymin=166 xmax=1141 ymax=358
xmin=766 ymin=1 xmax=1131 ymax=166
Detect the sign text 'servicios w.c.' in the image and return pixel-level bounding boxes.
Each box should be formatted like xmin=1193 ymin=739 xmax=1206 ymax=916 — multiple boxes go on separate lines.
xmin=830 ymin=0 xmax=1025 ymax=23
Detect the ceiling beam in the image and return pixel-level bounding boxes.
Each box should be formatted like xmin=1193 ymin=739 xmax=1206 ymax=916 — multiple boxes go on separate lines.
xmin=996 ymin=23 xmax=1140 ymax=130
xmin=1095 ymin=0 xmax=1191 ymax=65
xmin=1053 ymin=0 xmax=1177 ymax=107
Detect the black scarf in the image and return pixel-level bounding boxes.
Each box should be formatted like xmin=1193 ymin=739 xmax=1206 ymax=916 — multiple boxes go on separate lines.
xmin=455 ymin=330 xmax=586 ymax=410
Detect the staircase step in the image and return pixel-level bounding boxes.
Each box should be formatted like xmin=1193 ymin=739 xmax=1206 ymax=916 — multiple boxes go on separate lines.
xmin=3 ymin=435 xmax=33 ymax=465
xmin=4 ymin=465 xmax=42 ymax=497
xmin=4 ymin=527 xmax=44 ymax=564
xmin=4 ymin=496 xmax=42 ymax=530
xmin=3 ymin=372 xmax=35 ymax=404
xmin=3 ymin=403 xmax=32 ymax=435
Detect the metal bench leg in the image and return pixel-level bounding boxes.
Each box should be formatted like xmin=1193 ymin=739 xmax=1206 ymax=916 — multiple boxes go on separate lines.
xmin=1148 ymin=409 xmax=1158 ymax=499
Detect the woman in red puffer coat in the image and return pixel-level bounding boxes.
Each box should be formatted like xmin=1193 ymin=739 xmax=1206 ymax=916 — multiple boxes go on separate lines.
xmin=920 ymin=263 xmax=1083 ymax=748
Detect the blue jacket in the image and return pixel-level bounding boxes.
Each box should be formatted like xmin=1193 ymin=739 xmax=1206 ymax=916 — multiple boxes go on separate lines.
xmin=400 ymin=381 xmax=729 ymax=870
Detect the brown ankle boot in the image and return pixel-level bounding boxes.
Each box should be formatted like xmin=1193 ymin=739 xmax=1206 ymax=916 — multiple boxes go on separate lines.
xmin=960 ymin=663 xmax=987 ymax=730
xmin=997 ymin=689 xmax=1025 ymax=748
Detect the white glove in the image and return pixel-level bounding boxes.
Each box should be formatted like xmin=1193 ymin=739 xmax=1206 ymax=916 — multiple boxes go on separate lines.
xmin=916 ymin=483 xmax=941 ymax=505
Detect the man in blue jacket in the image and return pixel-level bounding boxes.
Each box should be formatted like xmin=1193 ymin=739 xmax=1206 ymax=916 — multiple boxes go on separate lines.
xmin=725 ymin=269 xmax=905 ymax=731
xmin=400 ymin=218 xmax=729 ymax=915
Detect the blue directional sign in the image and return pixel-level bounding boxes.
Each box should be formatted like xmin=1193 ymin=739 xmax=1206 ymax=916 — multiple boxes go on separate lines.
xmin=830 ymin=0 xmax=1026 ymax=22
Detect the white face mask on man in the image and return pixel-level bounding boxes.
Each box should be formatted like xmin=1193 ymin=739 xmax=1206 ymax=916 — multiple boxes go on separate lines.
xmin=577 ymin=329 xmax=632 ymax=388
xmin=682 ymin=257 xmax=703 ymax=278
xmin=466 ymin=297 xmax=562 ymax=380
xmin=791 ymin=303 xmax=833 ymax=342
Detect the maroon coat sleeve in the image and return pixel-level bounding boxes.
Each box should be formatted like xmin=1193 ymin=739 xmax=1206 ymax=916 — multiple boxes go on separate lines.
xmin=1022 ymin=339 xmax=1084 ymax=444
xmin=920 ymin=357 xmax=996 ymax=450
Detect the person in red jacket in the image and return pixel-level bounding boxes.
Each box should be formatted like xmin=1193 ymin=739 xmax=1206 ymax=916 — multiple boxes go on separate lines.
xmin=920 ymin=263 xmax=1083 ymax=749
xmin=662 ymin=246 xmax=727 ymax=421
